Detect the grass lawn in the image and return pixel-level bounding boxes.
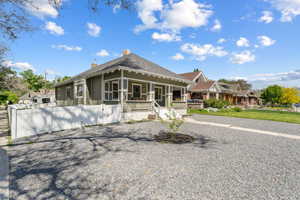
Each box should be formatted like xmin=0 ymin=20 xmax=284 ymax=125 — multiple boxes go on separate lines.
xmin=188 ymin=109 xmax=300 ymax=124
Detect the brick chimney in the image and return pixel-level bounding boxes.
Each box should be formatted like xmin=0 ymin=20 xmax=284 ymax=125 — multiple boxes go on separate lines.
xmin=91 ymin=63 xmax=97 ymax=68
xmin=122 ymin=49 xmax=131 ymax=56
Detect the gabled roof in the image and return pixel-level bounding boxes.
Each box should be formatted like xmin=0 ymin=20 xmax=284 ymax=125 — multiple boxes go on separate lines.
xmin=190 ymin=80 xmax=216 ymax=91
xmin=56 ymin=53 xmax=190 ymax=87
xmin=179 ymin=71 xmax=201 ymax=81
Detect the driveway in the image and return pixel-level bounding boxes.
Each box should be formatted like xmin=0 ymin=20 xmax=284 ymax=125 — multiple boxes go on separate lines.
xmin=8 ymin=119 xmax=300 ymax=200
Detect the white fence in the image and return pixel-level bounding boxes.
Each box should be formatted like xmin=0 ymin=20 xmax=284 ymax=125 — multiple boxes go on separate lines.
xmin=8 ymin=104 xmax=122 ymax=140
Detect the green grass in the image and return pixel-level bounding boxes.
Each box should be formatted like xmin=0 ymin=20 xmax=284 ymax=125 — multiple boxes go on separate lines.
xmin=188 ymin=109 xmax=300 ymax=124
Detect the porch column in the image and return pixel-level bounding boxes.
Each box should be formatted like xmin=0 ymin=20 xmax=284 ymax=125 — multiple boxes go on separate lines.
xmin=120 ymin=70 xmax=124 ymax=110
xmin=167 ymin=85 xmax=173 ymax=107
xmin=206 ymin=92 xmax=210 ymax=100
xmin=101 ymin=73 xmax=105 ymax=102
xmin=149 ymin=83 xmax=155 ymax=102
xmin=83 ymin=79 xmax=87 ymax=105
xmin=216 ymin=92 xmax=219 ymax=100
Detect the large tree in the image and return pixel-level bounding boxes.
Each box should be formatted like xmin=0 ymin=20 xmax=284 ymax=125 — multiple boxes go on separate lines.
xmin=0 ymin=65 xmax=18 ymax=91
xmin=260 ymin=85 xmax=283 ymax=105
xmin=280 ymin=87 xmax=300 ymax=105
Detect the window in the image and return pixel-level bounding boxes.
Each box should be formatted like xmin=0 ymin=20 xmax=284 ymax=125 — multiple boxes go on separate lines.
xmin=42 ymin=98 xmax=50 ymax=104
xmin=105 ymin=80 xmax=119 ymax=101
xmin=112 ymin=81 xmax=119 ymax=100
xmin=76 ymin=85 xmax=83 ymax=97
xmin=132 ymin=84 xmax=141 ymax=99
xmin=66 ymin=86 xmax=72 ymax=98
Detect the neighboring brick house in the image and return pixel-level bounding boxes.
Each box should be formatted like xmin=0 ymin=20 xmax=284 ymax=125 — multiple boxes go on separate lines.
xmin=179 ymin=71 xmax=260 ymax=106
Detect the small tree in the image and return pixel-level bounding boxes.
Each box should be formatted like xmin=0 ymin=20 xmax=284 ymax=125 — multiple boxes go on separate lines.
xmin=280 ymin=88 xmax=300 ymax=105
xmin=20 ymin=70 xmax=45 ymax=92
xmin=261 ymin=85 xmax=283 ymax=105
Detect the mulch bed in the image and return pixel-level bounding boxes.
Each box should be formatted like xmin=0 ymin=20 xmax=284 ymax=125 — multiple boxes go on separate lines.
xmin=154 ymin=132 xmax=195 ymax=144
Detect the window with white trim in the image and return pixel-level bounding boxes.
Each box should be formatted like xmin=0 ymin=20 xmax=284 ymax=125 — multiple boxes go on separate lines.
xmin=132 ymin=84 xmax=141 ymax=99
xmin=76 ymin=85 xmax=83 ymax=97
xmin=105 ymin=80 xmax=119 ymax=101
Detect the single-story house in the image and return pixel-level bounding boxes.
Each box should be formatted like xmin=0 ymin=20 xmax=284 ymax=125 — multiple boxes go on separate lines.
xmin=179 ymin=71 xmax=260 ymax=106
xmin=55 ymin=50 xmax=191 ymax=120
xmin=19 ymin=89 xmax=55 ymax=104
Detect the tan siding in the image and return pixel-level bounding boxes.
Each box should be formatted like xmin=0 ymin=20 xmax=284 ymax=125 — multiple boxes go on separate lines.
xmin=87 ymin=75 xmax=102 ymax=105
xmin=55 ymin=83 xmax=74 ymax=106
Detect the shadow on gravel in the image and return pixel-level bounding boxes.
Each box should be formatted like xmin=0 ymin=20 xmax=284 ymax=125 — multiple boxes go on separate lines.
xmin=8 ymin=125 xmax=217 ymax=200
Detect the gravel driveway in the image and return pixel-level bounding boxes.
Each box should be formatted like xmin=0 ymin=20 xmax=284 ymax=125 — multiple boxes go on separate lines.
xmin=8 ymin=120 xmax=300 ymax=200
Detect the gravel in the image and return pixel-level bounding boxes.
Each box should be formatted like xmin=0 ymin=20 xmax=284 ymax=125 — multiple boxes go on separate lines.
xmin=9 ymin=120 xmax=300 ymax=200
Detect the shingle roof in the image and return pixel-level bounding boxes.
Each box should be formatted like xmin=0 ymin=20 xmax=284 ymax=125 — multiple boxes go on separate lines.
xmin=190 ymin=80 xmax=215 ymax=91
xmin=179 ymin=71 xmax=201 ymax=81
xmin=56 ymin=53 xmax=189 ymax=86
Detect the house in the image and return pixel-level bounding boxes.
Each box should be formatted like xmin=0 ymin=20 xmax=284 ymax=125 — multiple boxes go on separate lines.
xmin=179 ymin=71 xmax=260 ymax=107
xmin=55 ymin=50 xmax=190 ymax=121
xmin=19 ymin=89 xmax=55 ymax=104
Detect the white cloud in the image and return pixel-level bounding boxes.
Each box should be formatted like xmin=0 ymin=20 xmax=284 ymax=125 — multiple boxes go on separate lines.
xmin=211 ymin=19 xmax=222 ymax=31
xmin=181 ymin=43 xmax=228 ymax=61
xmin=171 ymin=53 xmax=184 ymax=60
xmin=236 ymin=37 xmax=250 ymax=47
xmin=230 ymin=50 xmax=255 ymax=64
xmin=135 ymin=0 xmax=213 ymax=33
xmin=87 ymin=23 xmax=101 ymax=37
xmin=250 ymin=70 xmax=300 ymax=81
xmin=135 ymin=0 xmax=163 ymax=32
xmin=230 ymin=69 xmax=300 ymax=88
xmin=259 ymin=11 xmax=274 ymax=23
xmin=265 ymin=0 xmax=300 ymax=22
xmin=51 ymin=45 xmax=82 ymax=51
xmin=217 ymin=38 xmax=226 ymax=44
xmin=45 ymin=21 xmax=64 ymax=35
xmin=96 ymin=49 xmax=110 ymax=57
xmin=3 ymin=61 xmax=35 ymax=71
xmin=257 ymin=35 xmax=276 ymax=46
xmin=152 ymin=32 xmax=181 ymax=42
xmin=24 ymin=0 xmax=59 ymax=18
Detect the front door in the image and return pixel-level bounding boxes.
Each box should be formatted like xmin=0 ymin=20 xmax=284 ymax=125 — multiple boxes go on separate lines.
xmin=155 ymin=87 xmax=163 ymax=106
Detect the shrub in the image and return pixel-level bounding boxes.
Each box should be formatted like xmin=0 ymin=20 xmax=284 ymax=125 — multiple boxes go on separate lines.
xmin=232 ymin=107 xmax=242 ymax=112
xmin=204 ymin=99 xmax=230 ymax=109
xmin=0 ymin=91 xmax=19 ymax=105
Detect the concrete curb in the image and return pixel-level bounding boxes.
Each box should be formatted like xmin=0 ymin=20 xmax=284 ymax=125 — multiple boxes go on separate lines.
xmin=0 ymin=147 xmax=9 ymax=200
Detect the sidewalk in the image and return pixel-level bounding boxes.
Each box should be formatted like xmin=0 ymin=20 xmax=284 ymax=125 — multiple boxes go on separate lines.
xmin=0 ymin=147 xmax=9 ymax=200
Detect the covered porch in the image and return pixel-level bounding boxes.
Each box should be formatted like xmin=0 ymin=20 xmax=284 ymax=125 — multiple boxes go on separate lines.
xmin=82 ymin=69 xmax=189 ymax=112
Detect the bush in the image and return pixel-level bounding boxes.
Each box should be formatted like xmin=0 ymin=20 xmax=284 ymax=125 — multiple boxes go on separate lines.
xmin=232 ymin=107 xmax=242 ymax=112
xmin=204 ymin=99 xmax=230 ymax=109
xmin=0 ymin=91 xmax=19 ymax=105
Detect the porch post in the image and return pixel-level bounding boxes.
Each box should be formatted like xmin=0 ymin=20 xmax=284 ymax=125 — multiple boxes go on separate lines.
xmin=149 ymin=83 xmax=154 ymax=102
xmin=206 ymin=92 xmax=210 ymax=100
xmin=120 ymin=70 xmax=124 ymax=110
xmin=83 ymin=79 xmax=87 ymax=105
xmin=101 ymin=73 xmax=105 ymax=103
xmin=216 ymin=92 xmax=219 ymax=100
xmin=167 ymin=85 xmax=172 ymax=107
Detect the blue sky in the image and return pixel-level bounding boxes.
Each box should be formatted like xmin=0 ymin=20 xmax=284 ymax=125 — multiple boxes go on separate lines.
xmin=4 ymin=0 xmax=300 ymax=89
